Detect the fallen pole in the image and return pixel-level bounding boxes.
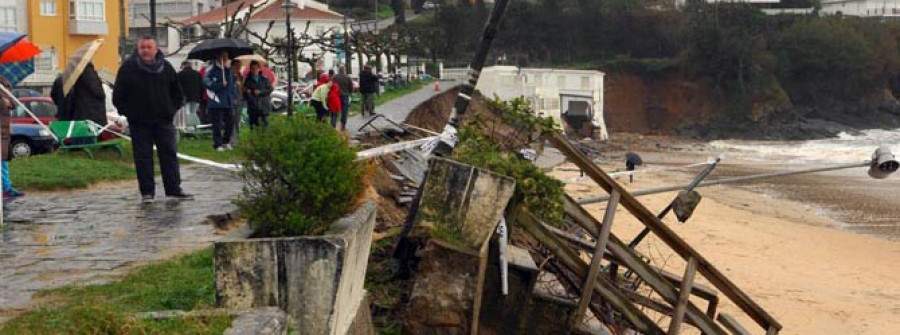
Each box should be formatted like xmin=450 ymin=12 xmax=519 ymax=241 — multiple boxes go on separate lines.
xmin=576 ymin=161 xmax=871 ymax=205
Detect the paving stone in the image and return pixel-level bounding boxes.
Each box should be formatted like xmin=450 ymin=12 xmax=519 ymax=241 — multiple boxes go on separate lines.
xmin=0 ymin=165 xmax=242 ymax=322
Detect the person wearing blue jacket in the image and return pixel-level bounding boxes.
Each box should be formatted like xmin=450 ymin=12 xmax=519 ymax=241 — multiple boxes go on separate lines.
xmin=203 ymin=50 xmax=237 ymax=151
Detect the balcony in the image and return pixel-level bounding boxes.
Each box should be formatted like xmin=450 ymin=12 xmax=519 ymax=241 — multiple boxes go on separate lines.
xmin=69 ymin=19 xmax=108 ymax=35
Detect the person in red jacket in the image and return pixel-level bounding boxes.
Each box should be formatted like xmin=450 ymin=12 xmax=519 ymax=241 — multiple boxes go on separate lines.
xmin=327 ymin=78 xmax=342 ymax=128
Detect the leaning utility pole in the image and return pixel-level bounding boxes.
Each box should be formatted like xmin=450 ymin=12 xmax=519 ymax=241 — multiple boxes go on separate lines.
xmin=393 ymin=0 xmax=512 ymax=267
xmin=432 ymin=0 xmax=512 ymax=156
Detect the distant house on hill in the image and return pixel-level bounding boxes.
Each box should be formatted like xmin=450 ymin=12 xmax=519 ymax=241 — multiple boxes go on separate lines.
xmin=819 ymin=0 xmax=900 ymax=18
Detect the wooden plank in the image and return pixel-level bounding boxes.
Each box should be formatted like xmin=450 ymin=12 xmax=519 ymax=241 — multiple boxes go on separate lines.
xmin=622 ymin=290 xmax=701 ymax=329
xmin=545 ymin=216 xmax=719 ymax=305
xmin=573 ymin=190 xmax=620 ymax=327
xmin=656 ymin=266 xmax=719 ymax=302
xmin=563 ymin=195 xmax=727 ymax=335
xmin=549 ymin=132 xmax=782 ymax=333
xmin=717 ymin=313 xmax=752 ymax=335
xmin=513 ymin=209 xmax=665 ymax=335
xmin=669 ymin=257 xmax=698 ymax=334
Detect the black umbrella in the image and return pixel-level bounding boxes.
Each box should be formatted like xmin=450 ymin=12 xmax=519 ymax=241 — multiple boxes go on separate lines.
xmin=625 ymin=152 xmax=643 ymax=166
xmin=187 ymin=38 xmax=254 ymax=61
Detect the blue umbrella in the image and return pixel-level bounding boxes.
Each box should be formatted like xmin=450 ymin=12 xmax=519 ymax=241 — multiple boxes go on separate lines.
xmin=0 ymin=60 xmax=34 ymax=86
xmin=0 ymin=32 xmax=26 ymax=57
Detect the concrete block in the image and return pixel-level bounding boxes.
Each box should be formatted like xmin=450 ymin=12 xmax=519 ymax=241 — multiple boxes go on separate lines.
xmin=404 ymin=239 xmax=481 ymax=335
xmin=416 ymin=158 xmax=516 ymax=250
xmin=225 ymin=307 xmax=288 ymax=335
xmin=215 ymin=201 xmax=377 ymax=335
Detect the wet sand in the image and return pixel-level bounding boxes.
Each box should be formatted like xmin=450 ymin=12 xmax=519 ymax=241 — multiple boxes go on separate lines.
xmin=549 ymin=144 xmax=900 ymax=334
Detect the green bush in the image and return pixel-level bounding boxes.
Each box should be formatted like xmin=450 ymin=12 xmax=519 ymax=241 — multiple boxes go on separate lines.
xmin=452 ymin=98 xmax=565 ymax=227
xmin=236 ymin=117 xmax=365 ymax=237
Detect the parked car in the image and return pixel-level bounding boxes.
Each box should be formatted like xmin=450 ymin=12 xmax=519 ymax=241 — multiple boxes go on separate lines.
xmin=12 ymin=96 xmax=57 ymax=125
xmin=11 ymin=88 xmax=42 ymax=99
xmin=422 ymin=0 xmax=440 ymax=10
xmin=10 ymin=123 xmax=56 ymax=158
xmin=271 ymin=83 xmax=313 ymax=111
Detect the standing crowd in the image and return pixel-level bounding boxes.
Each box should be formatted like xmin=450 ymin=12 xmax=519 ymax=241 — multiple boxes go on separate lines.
xmin=1 ymin=35 xmax=381 ymax=204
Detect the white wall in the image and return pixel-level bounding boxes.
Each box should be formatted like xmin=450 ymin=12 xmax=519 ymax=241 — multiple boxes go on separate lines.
xmin=0 ymin=0 xmax=27 ymax=33
xmin=474 ymin=66 xmax=609 ymax=140
xmin=820 ymin=0 xmax=900 ymax=17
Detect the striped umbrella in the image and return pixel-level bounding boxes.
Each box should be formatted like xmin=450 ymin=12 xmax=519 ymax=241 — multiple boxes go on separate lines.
xmin=0 ymin=60 xmax=35 ymax=86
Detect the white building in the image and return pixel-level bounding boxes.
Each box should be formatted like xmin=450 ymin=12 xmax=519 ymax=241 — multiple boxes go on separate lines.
xmin=0 ymin=0 xmax=27 ymax=33
xmin=175 ymin=0 xmax=365 ymax=79
xmin=129 ymin=0 xmax=222 ymax=54
xmin=473 ymin=66 xmax=609 ymax=140
xmin=675 ymin=0 xmax=781 ymax=8
xmin=819 ymin=0 xmax=900 ymax=17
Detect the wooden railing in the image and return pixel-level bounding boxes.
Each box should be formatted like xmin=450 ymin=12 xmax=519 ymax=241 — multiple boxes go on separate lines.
xmin=511 ymin=131 xmax=783 ymax=335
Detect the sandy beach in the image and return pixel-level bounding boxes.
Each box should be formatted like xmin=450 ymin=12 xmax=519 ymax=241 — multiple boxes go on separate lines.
xmin=549 ymin=143 xmax=900 ymax=334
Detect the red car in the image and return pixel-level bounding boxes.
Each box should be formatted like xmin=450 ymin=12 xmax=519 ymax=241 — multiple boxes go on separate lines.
xmin=12 ymin=96 xmax=124 ymax=141
xmin=11 ymin=96 xmax=56 ymax=125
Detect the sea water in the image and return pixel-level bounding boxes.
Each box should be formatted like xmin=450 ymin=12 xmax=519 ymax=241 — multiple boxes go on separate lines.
xmin=701 ymin=129 xmax=900 ymax=239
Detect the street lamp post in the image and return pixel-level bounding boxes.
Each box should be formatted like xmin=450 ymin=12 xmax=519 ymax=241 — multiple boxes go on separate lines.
xmin=150 ymin=0 xmax=157 ymax=37
xmin=343 ymin=10 xmax=353 ymax=74
xmin=284 ymin=0 xmax=296 ymax=116
xmin=391 ymin=31 xmax=399 ymax=75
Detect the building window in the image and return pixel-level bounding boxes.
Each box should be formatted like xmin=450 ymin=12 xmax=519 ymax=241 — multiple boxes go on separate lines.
xmin=35 ymin=50 xmax=57 ymax=71
xmin=41 ymin=0 xmax=58 ymax=16
xmin=70 ymin=0 xmax=105 ymax=21
xmin=0 ymin=7 xmax=15 ymax=32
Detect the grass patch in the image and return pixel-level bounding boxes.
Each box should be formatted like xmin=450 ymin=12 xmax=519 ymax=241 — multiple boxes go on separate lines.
xmin=376 ymin=3 xmax=394 ymax=19
xmin=10 ymin=144 xmax=135 ymax=191
xmin=349 ymin=80 xmax=431 ymax=116
xmin=9 ymin=133 xmax=246 ymax=191
xmin=177 ymin=136 xmax=243 ymax=163
xmin=0 ymin=248 xmax=230 ymax=334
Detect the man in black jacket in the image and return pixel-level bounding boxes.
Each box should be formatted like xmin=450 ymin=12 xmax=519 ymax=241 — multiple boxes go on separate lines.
xmin=177 ymin=61 xmax=203 ymax=128
xmin=113 ymin=36 xmax=192 ymax=203
xmin=359 ymin=66 xmax=378 ymax=117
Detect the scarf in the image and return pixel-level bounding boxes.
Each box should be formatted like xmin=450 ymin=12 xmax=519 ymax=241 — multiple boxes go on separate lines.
xmin=132 ymin=49 xmax=165 ymax=74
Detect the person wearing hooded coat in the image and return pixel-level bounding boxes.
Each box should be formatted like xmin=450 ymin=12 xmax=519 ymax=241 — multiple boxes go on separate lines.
xmin=326 ymin=76 xmax=342 ymax=128
xmin=113 ymin=36 xmax=190 ymax=203
xmin=68 ymin=62 xmax=107 ymax=126
xmin=243 ymin=61 xmax=273 ymax=128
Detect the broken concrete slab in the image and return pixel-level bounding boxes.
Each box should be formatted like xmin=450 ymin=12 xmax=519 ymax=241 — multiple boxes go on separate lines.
xmin=214 ymin=201 xmax=377 ymax=335
xmin=405 ymin=239 xmax=481 ymax=335
xmin=416 ymin=157 xmax=516 ymax=251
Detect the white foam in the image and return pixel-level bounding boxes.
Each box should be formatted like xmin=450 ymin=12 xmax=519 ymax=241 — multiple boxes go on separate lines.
xmin=707 ymin=128 xmax=900 ymax=164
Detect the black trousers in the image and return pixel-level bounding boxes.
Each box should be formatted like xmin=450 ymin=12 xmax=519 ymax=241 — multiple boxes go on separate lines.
xmin=248 ymin=111 xmax=268 ymax=128
xmin=209 ymin=107 xmax=234 ymax=148
xmin=311 ymin=100 xmax=327 ymax=122
xmin=130 ymin=122 xmax=182 ymax=196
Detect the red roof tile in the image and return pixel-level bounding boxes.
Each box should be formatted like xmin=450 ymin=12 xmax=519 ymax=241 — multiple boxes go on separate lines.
xmin=250 ymin=0 xmax=343 ymax=21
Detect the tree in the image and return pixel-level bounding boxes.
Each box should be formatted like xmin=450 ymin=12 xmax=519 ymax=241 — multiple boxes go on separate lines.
xmin=680 ymin=2 xmax=774 ymax=96
xmin=774 ymin=18 xmax=884 ymax=103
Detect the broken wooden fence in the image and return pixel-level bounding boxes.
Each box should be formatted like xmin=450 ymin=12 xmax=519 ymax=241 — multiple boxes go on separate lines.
xmin=506 ymin=132 xmax=782 ymax=335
